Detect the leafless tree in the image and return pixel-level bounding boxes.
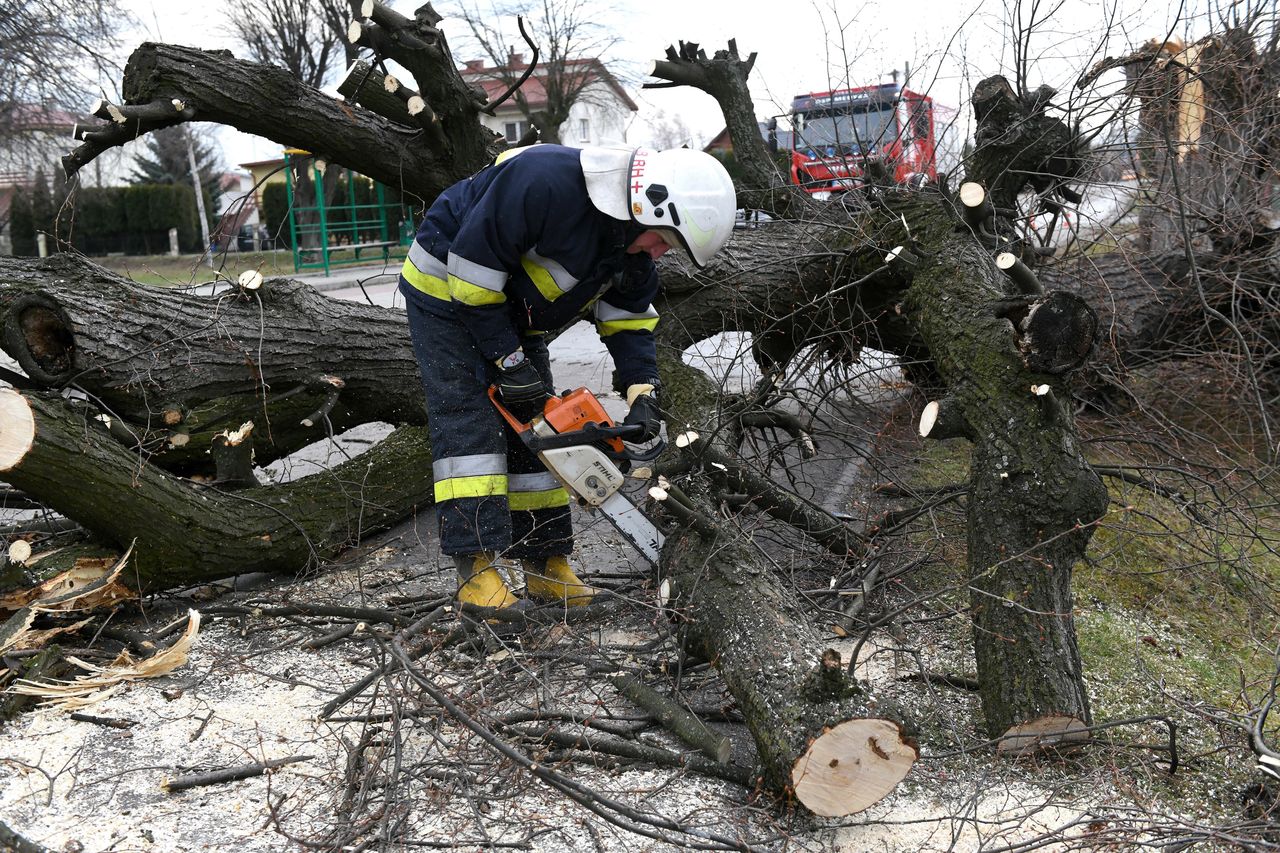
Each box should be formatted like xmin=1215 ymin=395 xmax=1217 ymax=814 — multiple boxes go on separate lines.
xmin=2 ymin=1 xmax=1279 ymax=850
xmin=455 ymin=0 xmax=630 ymax=144
xmin=0 ymin=0 xmax=132 ymax=143
xmin=224 ymin=0 xmax=351 ymax=88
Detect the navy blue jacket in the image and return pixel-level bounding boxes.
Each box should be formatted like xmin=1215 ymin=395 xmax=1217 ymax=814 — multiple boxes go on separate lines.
xmin=399 ymin=145 xmax=660 ymax=386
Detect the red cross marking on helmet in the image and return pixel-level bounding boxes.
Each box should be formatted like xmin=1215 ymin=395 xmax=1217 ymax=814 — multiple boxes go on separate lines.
xmin=630 ymin=181 xmax=644 ymax=193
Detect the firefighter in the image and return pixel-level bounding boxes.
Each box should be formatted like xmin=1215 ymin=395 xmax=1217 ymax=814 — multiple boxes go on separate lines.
xmin=399 ymin=143 xmax=736 ymax=610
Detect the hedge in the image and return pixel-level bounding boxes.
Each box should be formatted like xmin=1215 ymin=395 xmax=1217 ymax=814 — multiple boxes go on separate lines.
xmin=7 ymin=182 xmax=209 ymax=256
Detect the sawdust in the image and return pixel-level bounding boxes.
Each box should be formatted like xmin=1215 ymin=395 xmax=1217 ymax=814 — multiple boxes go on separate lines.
xmin=0 ymin=320 xmax=1244 ymax=851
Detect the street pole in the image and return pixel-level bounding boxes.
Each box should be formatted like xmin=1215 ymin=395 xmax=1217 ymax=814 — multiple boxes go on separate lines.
xmin=185 ymin=127 xmax=213 ymax=268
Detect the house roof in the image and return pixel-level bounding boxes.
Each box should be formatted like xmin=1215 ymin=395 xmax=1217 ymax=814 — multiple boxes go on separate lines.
xmin=0 ymin=103 xmax=85 ymax=133
xmin=704 ymin=122 xmax=794 ymax=153
xmin=460 ymin=56 xmax=639 ymax=113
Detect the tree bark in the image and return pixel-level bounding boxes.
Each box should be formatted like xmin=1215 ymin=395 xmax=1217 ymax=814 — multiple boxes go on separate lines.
xmin=649 ymin=48 xmax=1108 ymax=747
xmin=0 ymin=389 xmax=432 ymax=591
xmin=65 ymin=41 xmax=494 ymax=200
xmin=656 ymin=357 xmax=917 ymax=815
xmin=0 ymin=254 xmax=425 ymax=473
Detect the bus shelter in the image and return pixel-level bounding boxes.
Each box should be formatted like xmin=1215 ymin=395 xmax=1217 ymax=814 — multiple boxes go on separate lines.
xmin=284 ymin=149 xmax=415 ymax=275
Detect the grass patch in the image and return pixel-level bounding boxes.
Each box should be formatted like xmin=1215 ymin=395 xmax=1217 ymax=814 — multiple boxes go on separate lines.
xmin=1078 ymin=478 xmax=1280 ymax=713
xmin=889 ymin=430 xmax=1279 ymax=715
xmin=90 ymin=250 xmax=298 ymax=286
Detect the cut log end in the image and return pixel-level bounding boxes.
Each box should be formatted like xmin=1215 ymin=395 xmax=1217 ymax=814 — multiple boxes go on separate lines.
xmin=1020 ymin=291 xmax=1099 ymax=374
xmin=360 ymin=0 xmax=373 ymax=17
xmin=674 ymin=430 xmax=700 ymax=449
xmin=347 ymin=20 xmax=362 ymax=44
xmin=884 ymin=245 xmax=918 ymax=267
xmin=919 ymin=397 xmax=969 ymax=441
xmin=383 ymin=74 xmax=400 ymax=93
xmin=0 ymin=390 xmax=36 ymax=472
xmin=959 ymin=181 xmax=987 ymax=208
xmin=790 ymin=718 xmax=918 ymax=816
xmin=238 ymin=270 xmax=263 ymax=291
xmin=918 ymin=400 xmax=940 ymax=437
xmin=996 ymin=715 xmax=1089 ymax=756
xmin=8 ymin=539 xmax=32 ymax=565
xmin=406 ymin=96 xmax=426 ymax=116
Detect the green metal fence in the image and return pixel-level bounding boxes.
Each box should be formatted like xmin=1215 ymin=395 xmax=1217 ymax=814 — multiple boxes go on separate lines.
xmin=284 ymin=150 xmax=415 ymax=275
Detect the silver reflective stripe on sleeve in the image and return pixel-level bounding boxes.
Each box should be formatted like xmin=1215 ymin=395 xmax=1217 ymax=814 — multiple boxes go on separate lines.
xmin=523 ymin=249 xmax=580 ymax=293
xmin=432 ymin=453 xmax=508 ymax=482
xmin=409 ymin=241 xmax=448 ymax=278
xmin=448 ymin=254 xmax=508 ymax=293
xmin=594 ymin=302 xmax=659 ymax=322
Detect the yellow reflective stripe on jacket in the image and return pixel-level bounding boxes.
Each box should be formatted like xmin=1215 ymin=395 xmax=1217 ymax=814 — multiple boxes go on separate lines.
xmin=597 ymin=316 xmax=659 ymax=336
xmin=521 ymin=256 xmax=565 ymax=301
xmin=495 ymin=145 xmax=536 ymax=165
xmin=449 ymin=274 xmax=507 ymax=305
xmin=508 ymin=487 xmax=571 ymax=511
xmin=447 ymin=254 xmax=508 ymax=306
xmin=402 ymin=244 xmax=450 ymax=300
xmin=401 ymin=260 xmax=450 ymax=300
xmin=519 ymin=250 xmax=578 ymax=302
xmin=519 ymin=253 xmax=565 ymax=300
xmin=434 ymin=474 xmax=508 ymax=502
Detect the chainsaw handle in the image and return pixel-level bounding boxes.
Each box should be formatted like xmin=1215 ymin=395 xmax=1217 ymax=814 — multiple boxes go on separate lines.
xmin=614 ymin=435 xmax=667 ymax=463
xmin=523 ymin=421 xmax=643 ymax=451
xmin=487 ymin=385 xmax=531 ymax=434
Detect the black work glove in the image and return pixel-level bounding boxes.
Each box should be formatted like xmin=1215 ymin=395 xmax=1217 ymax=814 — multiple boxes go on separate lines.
xmin=622 ymin=383 xmax=662 ymax=442
xmin=497 ymin=359 xmax=548 ymax=423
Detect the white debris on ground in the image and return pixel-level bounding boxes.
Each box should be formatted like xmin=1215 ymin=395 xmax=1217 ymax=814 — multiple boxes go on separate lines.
xmin=0 ymin=276 xmax=1224 ymax=852
xmin=0 ymin=546 xmax=1113 ymax=852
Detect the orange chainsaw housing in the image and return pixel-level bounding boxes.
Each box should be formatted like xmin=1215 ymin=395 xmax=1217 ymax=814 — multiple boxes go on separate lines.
xmin=489 ymin=386 xmax=627 ymax=456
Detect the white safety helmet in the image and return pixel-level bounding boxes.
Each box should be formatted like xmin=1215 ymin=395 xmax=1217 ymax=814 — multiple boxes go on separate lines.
xmin=581 ymin=145 xmax=736 ymax=267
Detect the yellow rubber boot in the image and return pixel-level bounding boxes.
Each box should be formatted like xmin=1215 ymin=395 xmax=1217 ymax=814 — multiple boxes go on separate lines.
xmin=522 ymin=556 xmax=596 ymax=607
xmin=455 ymin=553 xmax=519 ymax=610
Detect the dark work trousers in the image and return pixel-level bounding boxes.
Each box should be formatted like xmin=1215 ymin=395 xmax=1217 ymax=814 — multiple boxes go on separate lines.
xmin=401 ymin=282 xmax=574 ymax=559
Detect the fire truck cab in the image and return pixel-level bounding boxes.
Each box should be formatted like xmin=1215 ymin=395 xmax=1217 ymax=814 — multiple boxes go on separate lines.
xmin=789 ymin=83 xmax=938 ymax=195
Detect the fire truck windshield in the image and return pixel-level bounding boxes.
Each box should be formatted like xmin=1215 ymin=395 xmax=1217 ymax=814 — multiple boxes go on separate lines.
xmin=793 ymin=104 xmax=896 ymax=158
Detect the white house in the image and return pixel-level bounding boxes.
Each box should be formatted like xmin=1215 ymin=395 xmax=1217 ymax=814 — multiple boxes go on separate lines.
xmin=459 ymin=53 xmax=637 ymax=147
xmin=0 ymin=105 xmax=144 ymax=254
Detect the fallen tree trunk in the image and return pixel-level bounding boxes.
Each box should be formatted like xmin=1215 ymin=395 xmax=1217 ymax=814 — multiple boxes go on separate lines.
xmin=649 ymin=48 xmax=1109 ymax=747
xmin=0 ymin=389 xmax=433 ymax=590
xmin=656 ymin=357 xmax=916 ymax=815
xmin=0 ymin=255 xmax=425 ymax=473
xmin=65 ymin=41 xmax=491 ymax=200
xmin=666 ymin=518 xmax=917 ymax=815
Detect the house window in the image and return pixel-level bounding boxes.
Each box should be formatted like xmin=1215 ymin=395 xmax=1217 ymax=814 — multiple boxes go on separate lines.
xmin=504 ymin=120 xmax=529 ymax=142
xmin=578 ymin=118 xmax=590 ymax=142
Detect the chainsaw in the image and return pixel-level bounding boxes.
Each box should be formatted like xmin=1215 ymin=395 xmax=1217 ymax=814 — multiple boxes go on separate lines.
xmin=489 ymin=386 xmax=665 ymax=566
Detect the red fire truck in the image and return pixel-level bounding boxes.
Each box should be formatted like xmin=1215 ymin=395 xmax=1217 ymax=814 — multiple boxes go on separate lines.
xmin=789 ymin=83 xmax=939 ymax=195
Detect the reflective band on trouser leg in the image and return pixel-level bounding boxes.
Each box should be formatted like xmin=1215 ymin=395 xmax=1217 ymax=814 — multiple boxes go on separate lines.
xmin=508 ymin=471 xmax=570 ymax=510
xmin=434 ymin=474 xmax=508 ymax=502
xmin=433 ymin=453 xmax=509 ymax=502
xmin=506 ymin=458 xmax=573 ymax=560
xmin=405 ymin=292 xmax=513 ymax=556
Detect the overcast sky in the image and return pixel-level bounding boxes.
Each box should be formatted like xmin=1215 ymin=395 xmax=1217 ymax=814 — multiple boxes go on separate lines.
xmin=111 ymin=0 xmax=1214 ymax=173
